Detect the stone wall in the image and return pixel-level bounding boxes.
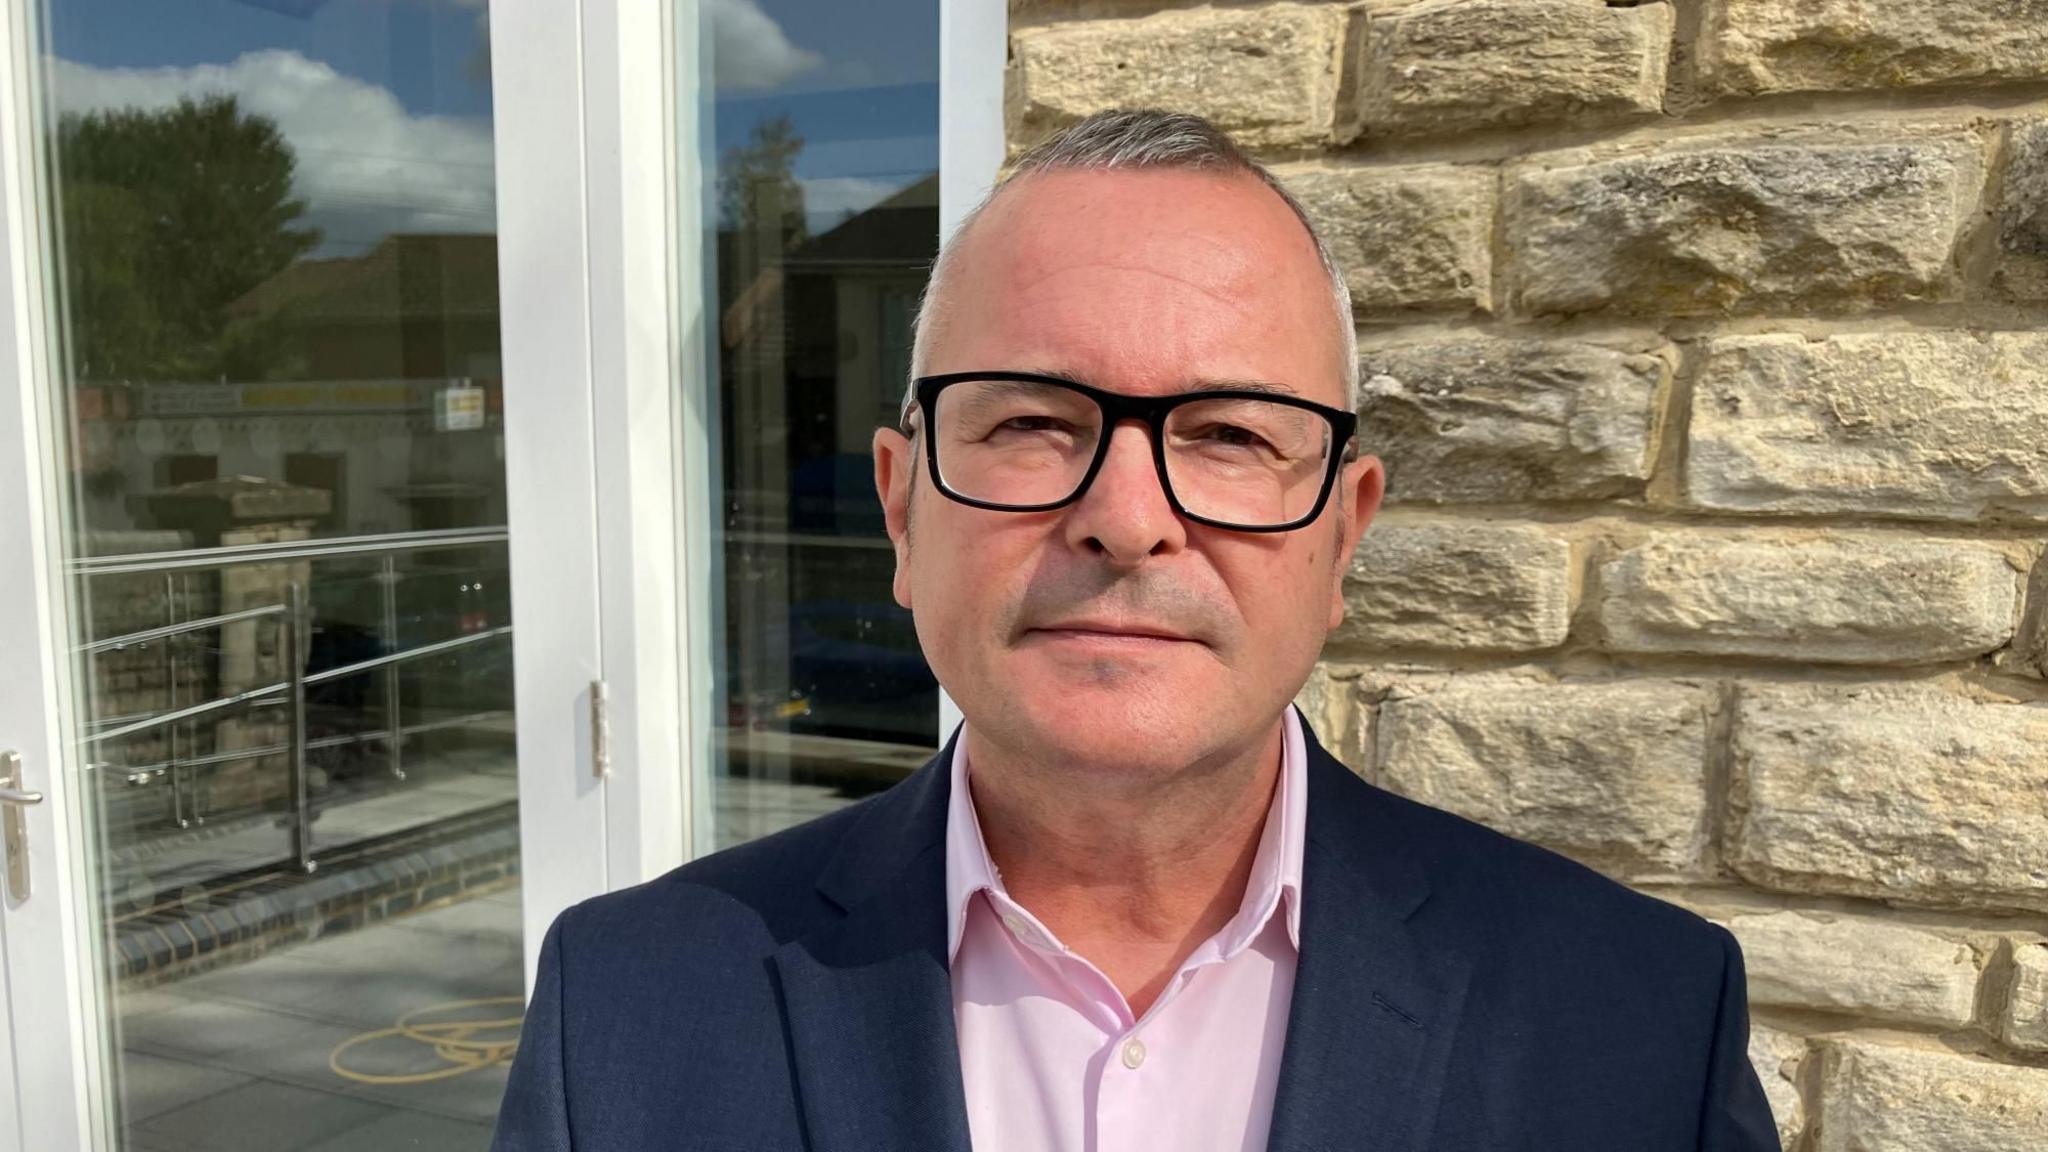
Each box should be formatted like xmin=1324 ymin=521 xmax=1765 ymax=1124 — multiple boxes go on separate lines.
xmin=1009 ymin=1 xmax=2048 ymax=1145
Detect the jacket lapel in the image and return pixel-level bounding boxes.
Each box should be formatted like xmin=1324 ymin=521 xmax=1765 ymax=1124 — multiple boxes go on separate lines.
xmin=770 ymin=737 xmax=974 ymax=1152
xmin=1266 ymin=738 xmax=1474 ymax=1152
xmin=768 ymin=721 xmax=1472 ymax=1152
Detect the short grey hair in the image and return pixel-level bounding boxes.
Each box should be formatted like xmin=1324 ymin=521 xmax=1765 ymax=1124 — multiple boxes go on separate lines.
xmin=905 ymin=109 xmax=1360 ymax=423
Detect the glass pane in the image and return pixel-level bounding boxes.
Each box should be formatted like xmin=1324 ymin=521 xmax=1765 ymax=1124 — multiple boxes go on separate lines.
xmin=692 ymin=0 xmax=942 ymax=851
xmin=36 ymin=2 xmax=519 ymax=1147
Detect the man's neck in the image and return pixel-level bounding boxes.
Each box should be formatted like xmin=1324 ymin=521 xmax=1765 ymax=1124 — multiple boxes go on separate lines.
xmin=964 ymin=719 xmax=1286 ymax=1018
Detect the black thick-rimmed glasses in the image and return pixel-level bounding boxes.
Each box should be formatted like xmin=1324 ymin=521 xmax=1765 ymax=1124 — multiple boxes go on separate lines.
xmin=906 ymin=371 xmax=1359 ymax=533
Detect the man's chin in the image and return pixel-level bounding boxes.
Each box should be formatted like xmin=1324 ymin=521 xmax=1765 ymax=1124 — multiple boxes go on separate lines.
xmin=975 ymin=678 xmax=1224 ymax=769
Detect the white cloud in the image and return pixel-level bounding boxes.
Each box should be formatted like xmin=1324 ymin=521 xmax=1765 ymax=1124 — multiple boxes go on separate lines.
xmin=711 ymin=0 xmax=823 ymax=92
xmin=46 ymin=0 xmax=830 ymax=253
xmin=50 ymin=50 xmax=496 ymax=256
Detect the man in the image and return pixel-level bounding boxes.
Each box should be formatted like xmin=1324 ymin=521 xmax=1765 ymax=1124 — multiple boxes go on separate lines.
xmin=492 ymin=109 xmax=1781 ymax=1151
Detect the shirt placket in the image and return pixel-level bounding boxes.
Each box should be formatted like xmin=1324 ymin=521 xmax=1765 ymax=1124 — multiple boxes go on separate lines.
xmin=1092 ymin=965 xmax=1218 ymax=1151
xmin=1093 ymin=1018 xmax=1150 ymax=1152
xmin=986 ymin=888 xmax=1256 ymax=1152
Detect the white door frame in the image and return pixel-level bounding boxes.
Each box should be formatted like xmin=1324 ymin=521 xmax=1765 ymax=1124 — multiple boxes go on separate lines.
xmin=492 ymin=0 xmax=692 ymax=991
xmin=0 ymin=0 xmax=106 ymax=1144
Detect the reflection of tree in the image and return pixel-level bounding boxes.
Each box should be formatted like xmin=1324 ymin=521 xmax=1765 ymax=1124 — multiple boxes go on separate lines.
xmin=718 ymin=114 xmax=807 ymax=248
xmin=56 ymin=94 xmax=320 ymax=382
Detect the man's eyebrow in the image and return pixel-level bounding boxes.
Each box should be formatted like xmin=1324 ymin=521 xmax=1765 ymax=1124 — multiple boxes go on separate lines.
xmin=955 ymin=377 xmax=1072 ymax=409
xmin=1016 ymin=366 xmax=1092 ymax=387
xmin=1195 ymin=378 xmax=1299 ymax=396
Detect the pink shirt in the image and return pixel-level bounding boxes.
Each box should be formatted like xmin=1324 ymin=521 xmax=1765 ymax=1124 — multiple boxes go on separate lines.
xmin=945 ymin=709 xmax=1307 ymax=1152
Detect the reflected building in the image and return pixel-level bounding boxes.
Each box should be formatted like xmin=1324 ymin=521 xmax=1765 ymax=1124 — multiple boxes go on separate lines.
xmin=35 ymin=5 xmax=528 ymax=1145
xmin=712 ymin=148 xmax=941 ymax=845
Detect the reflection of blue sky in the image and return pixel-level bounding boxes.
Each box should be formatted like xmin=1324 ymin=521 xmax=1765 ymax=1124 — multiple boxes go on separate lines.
xmin=46 ymin=0 xmax=494 ymax=118
xmin=708 ymin=0 xmax=939 ymax=232
xmin=44 ymin=0 xmax=937 ymax=247
xmin=715 ymin=83 xmax=938 ymax=232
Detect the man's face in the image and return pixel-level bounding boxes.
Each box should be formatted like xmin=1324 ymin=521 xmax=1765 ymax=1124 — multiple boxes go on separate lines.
xmin=873 ymin=168 xmax=1383 ymax=774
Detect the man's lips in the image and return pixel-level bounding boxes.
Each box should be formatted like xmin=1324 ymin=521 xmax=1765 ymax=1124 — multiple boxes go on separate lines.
xmin=1026 ymin=620 xmax=1203 ymax=644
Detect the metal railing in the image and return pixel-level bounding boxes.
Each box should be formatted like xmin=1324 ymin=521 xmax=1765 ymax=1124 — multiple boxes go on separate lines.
xmin=75 ymin=528 xmax=513 ymax=874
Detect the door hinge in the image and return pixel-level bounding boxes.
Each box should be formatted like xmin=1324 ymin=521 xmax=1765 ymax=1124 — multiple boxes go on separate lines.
xmin=590 ymin=679 xmax=611 ymax=779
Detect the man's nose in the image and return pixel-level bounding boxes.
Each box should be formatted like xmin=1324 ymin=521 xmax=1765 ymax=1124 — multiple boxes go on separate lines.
xmin=1062 ymin=421 xmax=1186 ymax=565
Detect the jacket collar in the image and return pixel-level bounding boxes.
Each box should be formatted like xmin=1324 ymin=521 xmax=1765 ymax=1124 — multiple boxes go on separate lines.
xmin=772 ymin=719 xmax=1473 ymax=1152
xmin=771 ymin=727 xmax=972 ymax=1152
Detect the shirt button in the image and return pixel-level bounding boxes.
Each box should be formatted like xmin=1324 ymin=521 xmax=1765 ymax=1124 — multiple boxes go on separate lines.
xmin=1120 ymin=1037 xmax=1147 ymax=1070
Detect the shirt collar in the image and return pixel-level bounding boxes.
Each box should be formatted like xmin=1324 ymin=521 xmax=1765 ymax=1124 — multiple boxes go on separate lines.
xmin=943 ymin=706 xmax=1308 ymax=963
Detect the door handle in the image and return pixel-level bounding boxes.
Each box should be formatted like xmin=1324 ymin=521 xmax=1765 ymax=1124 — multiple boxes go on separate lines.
xmin=1 ymin=750 xmax=38 ymax=900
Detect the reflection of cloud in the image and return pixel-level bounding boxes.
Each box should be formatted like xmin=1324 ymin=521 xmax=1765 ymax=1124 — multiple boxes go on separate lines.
xmin=800 ymin=175 xmax=900 ymax=229
xmin=712 ymin=0 xmax=822 ymax=91
xmin=50 ymin=50 xmax=494 ymax=256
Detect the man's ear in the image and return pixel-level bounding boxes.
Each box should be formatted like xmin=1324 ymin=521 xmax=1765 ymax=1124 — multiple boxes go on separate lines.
xmin=1327 ymin=454 xmax=1384 ymax=631
xmin=873 ymin=426 xmax=916 ymax=610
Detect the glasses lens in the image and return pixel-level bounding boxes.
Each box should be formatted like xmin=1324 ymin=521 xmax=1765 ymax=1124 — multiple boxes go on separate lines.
xmin=931 ymin=378 xmax=1102 ymax=507
xmin=1163 ymin=397 xmax=1332 ymax=527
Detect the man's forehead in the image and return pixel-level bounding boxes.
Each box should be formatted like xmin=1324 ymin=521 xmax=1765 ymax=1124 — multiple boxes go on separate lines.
xmin=931 ymin=169 xmax=1340 ymax=397
xmin=969 ymin=167 xmax=1310 ymax=279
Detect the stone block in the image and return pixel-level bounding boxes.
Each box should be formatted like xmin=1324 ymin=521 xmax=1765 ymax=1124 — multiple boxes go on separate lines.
xmin=1729 ymin=683 xmax=2048 ymax=911
xmin=1504 ymin=130 xmax=1984 ymax=316
xmin=1009 ymin=6 xmax=1347 ymax=150
xmin=1816 ymin=1037 xmax=2048 ymax=1151
xmin=2008 ymin=940 xmax=2048 ymax=1052
xmin=2023 ymin=551 xmax=2048 ymax=678
xmin=1687 ymin=332 xmax=2048 ymax=523
xmin=1294 ymin=663 xmax=1368 ymax=773
xmin=1377 ymin=676 xmax=1714 ymax=874
xmin=1996 ymin=119 xmax=2048 ymax=300
xmin=1711 ymin=908 xmax=1988 ymax=1029
xmin=1596 ymin=532 xmax=2020 ymax=664
xmin=1336 ymin=520 xmax=1573 ymax=653
xmin=1702 ymin=1 xmax=2048 ymax=97
xmin=1360 ymin=0 xmax=1671 ymax=133
xmin=1357 ymin=336 xmax=1665 ymax=503
xmin=1345 ymin=664 xmax=1459 ymax=788
xmin=1282 ymin=164 xmax=1495 ymax=314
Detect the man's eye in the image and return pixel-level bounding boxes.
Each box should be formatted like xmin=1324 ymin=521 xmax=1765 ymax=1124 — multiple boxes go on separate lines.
xmin=995 ymin=415 xmax=1071 ymax=433
xmin=1194 ymin=424 xmax=1270 ymax=449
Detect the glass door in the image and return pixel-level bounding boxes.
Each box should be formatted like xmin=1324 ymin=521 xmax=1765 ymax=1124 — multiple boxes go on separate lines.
xmin=683 ymin=0 xmax=947 ymax=853
xmin=0 ymin=2 xmax=636 ymax=1148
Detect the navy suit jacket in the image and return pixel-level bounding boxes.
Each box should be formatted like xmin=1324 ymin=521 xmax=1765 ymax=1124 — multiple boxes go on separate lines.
xmin=491 ymin=721 xmax=1781 ymax=1151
